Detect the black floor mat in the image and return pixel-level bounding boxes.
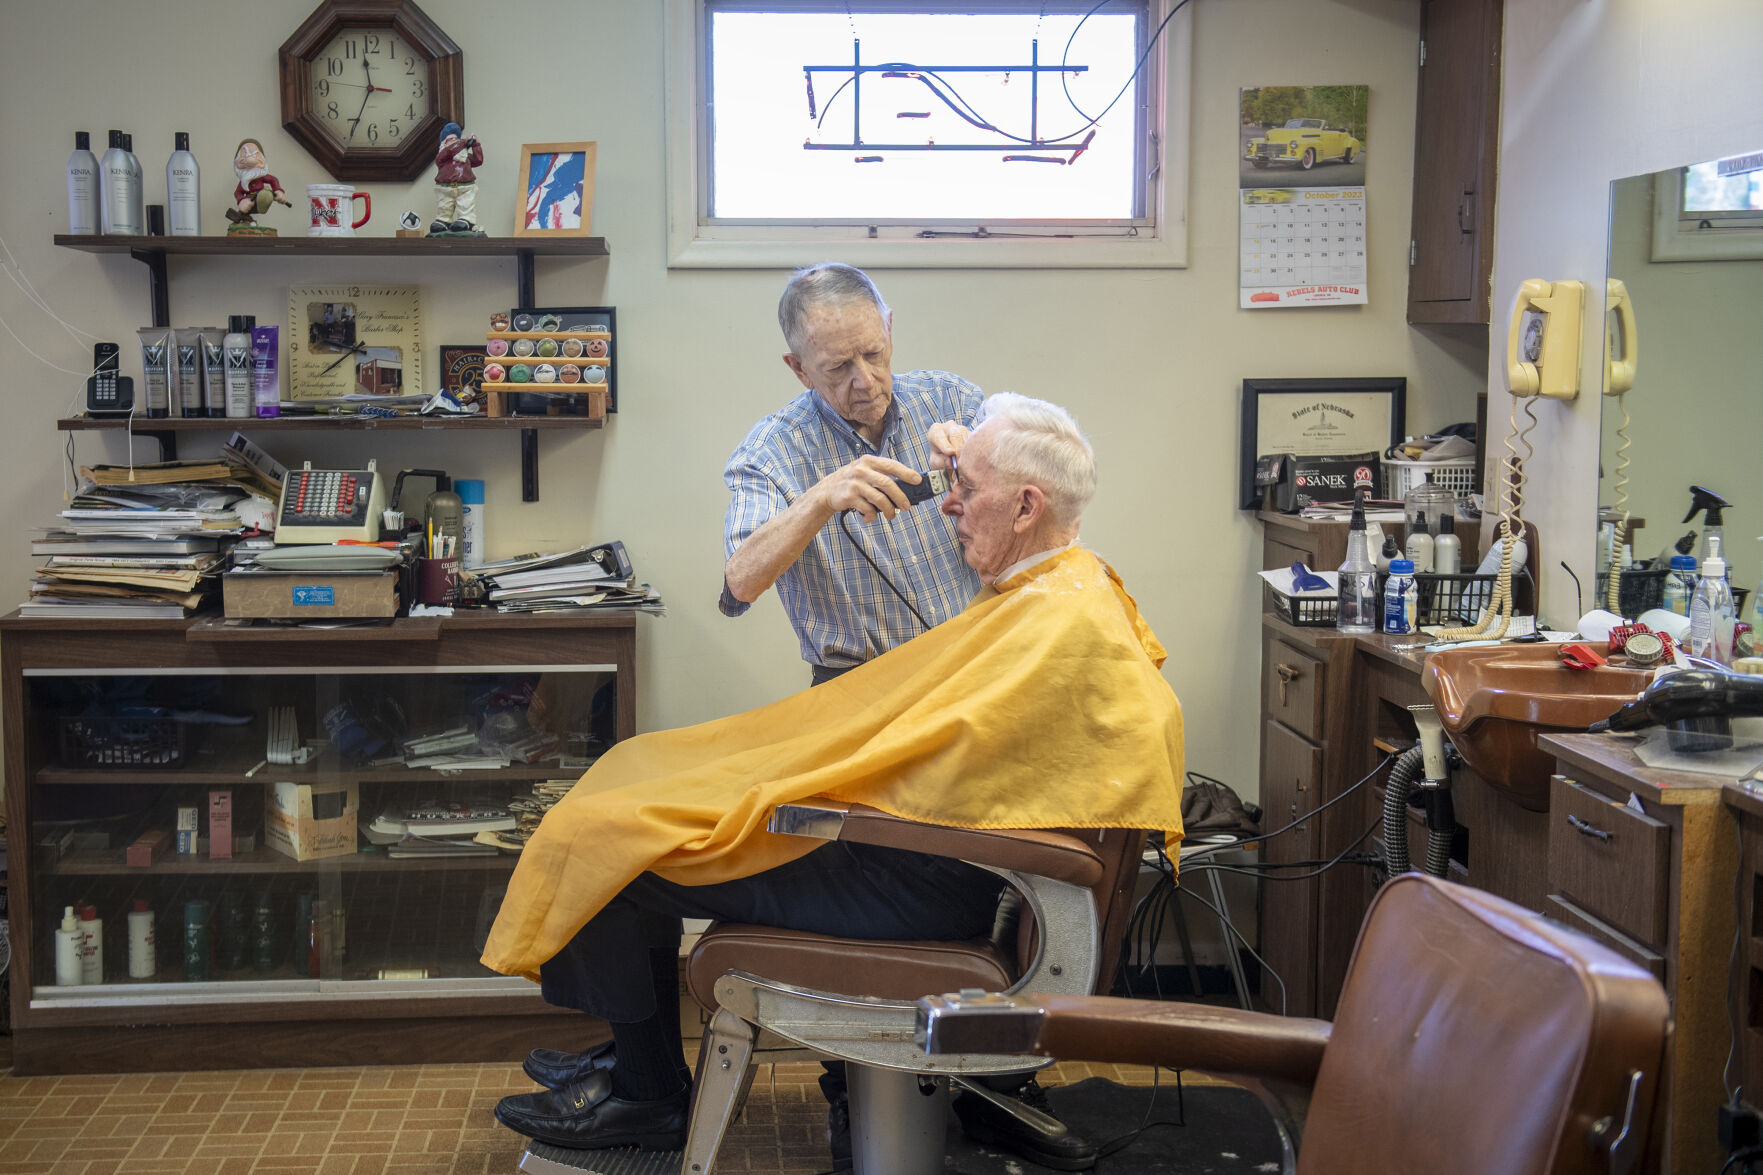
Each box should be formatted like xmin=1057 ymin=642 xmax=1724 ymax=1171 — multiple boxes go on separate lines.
xmin=948 ymin=1078 xmax=1284 ymax=1175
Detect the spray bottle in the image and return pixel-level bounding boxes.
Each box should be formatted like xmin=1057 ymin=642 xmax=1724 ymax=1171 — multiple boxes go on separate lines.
xmin=1684 ymin=486 xmax=1731 ymax=570
xmin=1336 ymin=490 xmax=1379 ymax=635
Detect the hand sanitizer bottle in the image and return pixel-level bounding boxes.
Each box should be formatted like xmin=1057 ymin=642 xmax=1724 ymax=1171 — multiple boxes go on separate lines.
xmin=1689 ymin=555 xmax=1736 ymax=663
xmin=1336 ymin=491 xmax=1378 ymax=634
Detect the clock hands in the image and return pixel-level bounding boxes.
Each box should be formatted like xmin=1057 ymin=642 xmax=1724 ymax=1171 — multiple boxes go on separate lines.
xmin=319 ymin=341 xmax=369 ymax=376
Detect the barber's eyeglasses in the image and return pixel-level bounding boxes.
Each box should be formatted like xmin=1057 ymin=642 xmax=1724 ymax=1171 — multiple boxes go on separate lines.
xmin=949 ymin=454 xmax=980 ymax=496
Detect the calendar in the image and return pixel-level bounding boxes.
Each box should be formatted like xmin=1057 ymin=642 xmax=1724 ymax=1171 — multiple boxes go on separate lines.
xmin=1240 ymin=188 xmax=1368 ymax=308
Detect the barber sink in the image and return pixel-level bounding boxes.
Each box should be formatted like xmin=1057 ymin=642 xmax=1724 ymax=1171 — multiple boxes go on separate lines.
xmin=1421 ymin=643 xmax=1653 ymax=811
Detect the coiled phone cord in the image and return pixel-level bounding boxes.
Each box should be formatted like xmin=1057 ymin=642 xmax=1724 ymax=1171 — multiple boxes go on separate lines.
xmin=1605 ymin=391 xmax=1632 ymax=612
xmin=1435 ymin=395 xmax=1536 ymax=642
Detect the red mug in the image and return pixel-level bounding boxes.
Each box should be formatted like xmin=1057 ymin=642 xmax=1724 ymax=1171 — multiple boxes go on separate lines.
xmin=307 ymin=184 xmax=371 ymax=236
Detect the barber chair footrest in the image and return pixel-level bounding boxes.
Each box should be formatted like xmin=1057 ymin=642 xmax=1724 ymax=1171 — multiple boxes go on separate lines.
xmin=519 ymin=1143 xmax=682 ymax=1175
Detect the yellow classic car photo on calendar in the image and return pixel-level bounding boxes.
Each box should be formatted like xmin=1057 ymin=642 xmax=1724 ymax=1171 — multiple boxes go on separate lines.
xmin=1239 ymin=84 xmax=1368 ymax=188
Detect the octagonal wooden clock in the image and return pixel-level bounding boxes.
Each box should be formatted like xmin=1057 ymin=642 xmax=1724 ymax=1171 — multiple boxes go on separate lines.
xmin=278 ymin=0 xmax=463 ymax=183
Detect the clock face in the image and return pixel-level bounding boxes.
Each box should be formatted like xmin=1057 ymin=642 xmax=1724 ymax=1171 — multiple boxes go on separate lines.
xmin=309 ymin=26 xmax=432 ymax=151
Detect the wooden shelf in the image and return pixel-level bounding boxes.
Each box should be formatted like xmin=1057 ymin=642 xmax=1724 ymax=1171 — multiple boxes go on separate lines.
xmin=57 ymin=414 xmax=602 ymax=434
xmin=53 ymin=233 xmax=615 ymax=502
xmin=53 ymin=234 xmax=609 ymax=259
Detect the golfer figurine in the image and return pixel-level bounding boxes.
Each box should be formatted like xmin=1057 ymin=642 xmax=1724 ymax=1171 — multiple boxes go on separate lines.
xmin=430 ymin=122 xmax=485 ymax=236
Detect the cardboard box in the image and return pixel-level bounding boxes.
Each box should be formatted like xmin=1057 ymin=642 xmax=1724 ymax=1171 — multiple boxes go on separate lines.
xmin=126 ymin=827 xmax=171 ymax=867
xmin=264 ymin=781 xmax=359 ymax=862
xmin=223 ymin=571 xmax=398 ymax=619
xmin=208 ymin=789 xmax=233 ymax=860
xmin=176 ymin=805 xmax=200 ymax=855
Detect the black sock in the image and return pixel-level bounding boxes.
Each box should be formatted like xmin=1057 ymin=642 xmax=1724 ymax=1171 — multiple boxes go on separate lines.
xmin=608 ymin=949 xmax=690 ymax=1101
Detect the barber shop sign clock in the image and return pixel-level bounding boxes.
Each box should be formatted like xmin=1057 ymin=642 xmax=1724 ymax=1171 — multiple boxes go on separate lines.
xmin=278 ymin=0 xmax=464 ymax=182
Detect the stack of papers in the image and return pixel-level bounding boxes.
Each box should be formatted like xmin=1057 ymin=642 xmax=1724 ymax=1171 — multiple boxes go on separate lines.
xmin=21 ymin=480 xmax=248 ymax=618
xmin=471 ymin=779 xmax=577 ymax=853
xmin=473 ymin=540 xmax=666 ymax=615
xmin=363 ymin=799 xmax=516 ymax=858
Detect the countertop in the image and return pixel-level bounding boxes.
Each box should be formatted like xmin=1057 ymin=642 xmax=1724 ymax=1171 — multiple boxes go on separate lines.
xmin=1541 ymin=731 xmax=1731 ymax=803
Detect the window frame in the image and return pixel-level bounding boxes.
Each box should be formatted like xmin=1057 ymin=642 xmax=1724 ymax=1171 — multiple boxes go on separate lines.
xmin=1650 ymin=165 xmax=1763 ymax=262
xmin=663 ymin=0 xmax=1191 ymax=269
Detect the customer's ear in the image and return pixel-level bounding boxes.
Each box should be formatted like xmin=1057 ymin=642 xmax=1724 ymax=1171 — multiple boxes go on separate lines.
xmin=782 ymin=351 xmax=812 ymax=388
xmin=1013 ymin=485 xmax=1046 ymax=533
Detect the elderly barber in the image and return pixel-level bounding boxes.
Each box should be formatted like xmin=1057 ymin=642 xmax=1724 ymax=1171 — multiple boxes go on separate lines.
xmin=488 ymin=395 xmax=1181 ymax=1172
xmin=722 ymin=262 xmax=982 ymax=684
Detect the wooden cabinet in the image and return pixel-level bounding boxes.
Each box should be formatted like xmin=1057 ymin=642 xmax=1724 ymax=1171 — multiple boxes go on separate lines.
xmin=1407 ymin=0 xmax=1503 ymax=324
xmin=1259 ymin=719 xmax=1320 ymax=1016
xmin=1542 ymin=734 xmax=1732 ymax=1175
xmin=1 ymin=612 xmax=636 ymax=1075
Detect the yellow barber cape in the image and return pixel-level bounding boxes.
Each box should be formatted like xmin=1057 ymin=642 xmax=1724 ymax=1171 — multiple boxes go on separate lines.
xmin=481 ymin=546 xmax=1185 ymax=981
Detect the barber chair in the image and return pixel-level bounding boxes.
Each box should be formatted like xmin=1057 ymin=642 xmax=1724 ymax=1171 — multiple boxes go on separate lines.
xmin=920 ymin=872 xmax=1671 ymax=1175
xmin=668 ymin=801 xmax=1147 ymax=1175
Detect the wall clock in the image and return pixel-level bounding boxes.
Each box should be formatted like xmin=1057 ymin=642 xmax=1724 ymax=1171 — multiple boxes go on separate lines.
xmin=278 ymin=0 xmax=463 ymax=183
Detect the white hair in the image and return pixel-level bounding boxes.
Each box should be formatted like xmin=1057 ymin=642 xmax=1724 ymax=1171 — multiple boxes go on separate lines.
xmin=777 ymin=263 xmax=890 ymax=353
xmin=973 ymin=392 xmax=1096 ymax=527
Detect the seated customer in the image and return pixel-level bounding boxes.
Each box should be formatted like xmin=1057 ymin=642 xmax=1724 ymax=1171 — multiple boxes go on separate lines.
xmin=483 ymin=392 xmax=1185 ymax=1157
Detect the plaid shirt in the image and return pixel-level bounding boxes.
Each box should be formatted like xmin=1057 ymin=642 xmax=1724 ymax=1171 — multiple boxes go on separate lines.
xmin=722 ymin=372 xmax=984 ymax=668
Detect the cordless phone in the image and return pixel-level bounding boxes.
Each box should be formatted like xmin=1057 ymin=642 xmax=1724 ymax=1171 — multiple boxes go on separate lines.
xmin=86 ymin=342 xmax=134 ymax=415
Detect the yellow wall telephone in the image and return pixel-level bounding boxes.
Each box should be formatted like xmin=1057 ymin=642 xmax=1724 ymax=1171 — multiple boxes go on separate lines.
xmin=1604 ymin=277 xmax=1639 ymax=395
xmin=1505 ymin=277 xmax=1586 ymax=399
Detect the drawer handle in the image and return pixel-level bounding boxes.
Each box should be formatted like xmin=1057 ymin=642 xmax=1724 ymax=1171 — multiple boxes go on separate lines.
xmin=1566 ymin=813 xmax=1613 ymax=843
xmin=1275 ymin=662 xmax=1300 ymax=707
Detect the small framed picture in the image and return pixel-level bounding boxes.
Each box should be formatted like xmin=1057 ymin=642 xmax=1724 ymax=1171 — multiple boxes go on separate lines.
xmin=515 ymin=142 xmax=597 ymax=237
xmin=1239 ymin=376 xmax=1405 ymax=508
xmin=439 ymin=345 xmax=488 ymax=399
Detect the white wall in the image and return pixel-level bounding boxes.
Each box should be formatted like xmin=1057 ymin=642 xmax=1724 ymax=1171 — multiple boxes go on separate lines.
xmin=0 ymin=0 xmax=1484 ymax=799
xmin=1491 ymin=0 xmax=1763 ymax=624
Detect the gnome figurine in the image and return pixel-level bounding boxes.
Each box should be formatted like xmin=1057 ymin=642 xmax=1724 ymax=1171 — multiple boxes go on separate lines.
xmin=430 ymin=122 xmax=485 ymax=236
xmin=225 ymin=138 xmax=291 ymax=235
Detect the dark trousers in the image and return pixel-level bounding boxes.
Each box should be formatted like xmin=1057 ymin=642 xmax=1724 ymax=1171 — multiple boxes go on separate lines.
xmin=538 ymin=841 xmax=1006 ymax=1022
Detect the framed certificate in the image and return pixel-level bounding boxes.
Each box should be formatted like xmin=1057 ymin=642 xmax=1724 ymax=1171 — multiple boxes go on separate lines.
xmin=287 ymin=285 xmax=423 ymax=401
xmin=1239 ymin=377 xmax=1405 ymax=508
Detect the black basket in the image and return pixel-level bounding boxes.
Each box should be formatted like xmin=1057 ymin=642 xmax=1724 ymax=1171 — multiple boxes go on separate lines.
xmin=1593 ymin=567 xmax=1670 ymax=617
xmin=1413 ymin=571 xmax=1524 ymax=628
xmin=56 ymin=714 xmax=200 ymax=769
xmin=1266 ymin=583 xmax=1337 ymax=627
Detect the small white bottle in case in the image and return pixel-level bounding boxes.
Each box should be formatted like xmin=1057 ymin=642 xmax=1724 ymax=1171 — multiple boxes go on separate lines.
xmin=79 ymin=904 xmax=104 ymax=985
xmin=67 ymin=132 xmax=100 ymax=234
xmin=1432 ymin=513 xmax=1462 ymax=574
xmin=166 ymin=132 xmax=200 ymax=236
xmin=54 ymin=905 xmax=83 ymax=986
xmin=128 ymin=900 xmax=157 ymax=979
xmin=1404 ymin=513 xmax=1434 ymax=575
xmin=224 ymin=315 xmax=255 ymax=418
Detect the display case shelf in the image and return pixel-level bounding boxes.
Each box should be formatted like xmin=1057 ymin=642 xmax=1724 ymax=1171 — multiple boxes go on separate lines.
xmin=40 ymin=846 xmax=523 ymax=878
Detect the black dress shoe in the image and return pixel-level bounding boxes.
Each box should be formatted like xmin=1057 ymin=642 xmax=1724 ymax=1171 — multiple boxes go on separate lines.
xmin=494 ymin=1074 xmax=689 ymax=1151
xmin=523 ymin=1041 xmax=617 ymax=1090
xmin=953 ymin=1077 xmax=1098 ymax=1171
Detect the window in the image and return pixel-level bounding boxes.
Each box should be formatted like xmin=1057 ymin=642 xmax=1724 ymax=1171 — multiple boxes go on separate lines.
xmin=1650 ymin=153 xmax=1763 ymax=261
xmin=664 ymin=0 xmax=1191 ymax=268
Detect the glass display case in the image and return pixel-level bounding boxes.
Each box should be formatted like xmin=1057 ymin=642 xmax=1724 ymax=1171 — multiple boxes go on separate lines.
xmin=0 ymin=613 xmax=636 ymax=1074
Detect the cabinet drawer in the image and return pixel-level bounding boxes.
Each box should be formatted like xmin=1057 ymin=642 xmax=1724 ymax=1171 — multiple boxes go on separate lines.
xmin=1264 ymin=639 xmax=1325 ymax=740
xmin=1543 ymin=895 xmax=1667 ymax=984
xmin=1547 ymin=776 xmax=1669 ymax=949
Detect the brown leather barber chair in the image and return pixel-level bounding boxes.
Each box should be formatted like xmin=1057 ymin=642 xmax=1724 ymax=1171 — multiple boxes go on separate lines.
xmin=920 ymin=872 xmax=1671 ymax=1175
xmin=678 ymin=801 xmax=1146 ymax=1175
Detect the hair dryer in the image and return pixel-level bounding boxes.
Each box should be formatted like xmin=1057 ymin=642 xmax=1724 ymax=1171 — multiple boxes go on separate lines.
xmin=1587 ymin=668 xmax=1763 ymax=752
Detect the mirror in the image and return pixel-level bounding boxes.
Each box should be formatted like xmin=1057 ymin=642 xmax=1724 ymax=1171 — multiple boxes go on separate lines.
xmin=1599 ymin=156 xmax=1763 ymax=621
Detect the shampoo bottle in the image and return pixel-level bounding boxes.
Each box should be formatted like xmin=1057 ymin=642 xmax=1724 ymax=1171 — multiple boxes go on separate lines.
xmin=121 ymin=133 xmax=145 ymax=238
xmin=99 ymin=130 xmax=140 ymax=235
xmin=66 ymin=132 xmax=99 ymax=234
xmin=79 ymin=904 xmax=104 ymax=984
xmin=223 ymin=316 xmax=254 ymax=418
xmin=1432 ymin=513 xmax=1461 ymax=574
xmin=165 ymin=132 xmax=200 ymax=236
xmin=54 ymin=905 xmax=82 ymax=986
xmin=127 ymin=900 xmax=156 ymax=979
